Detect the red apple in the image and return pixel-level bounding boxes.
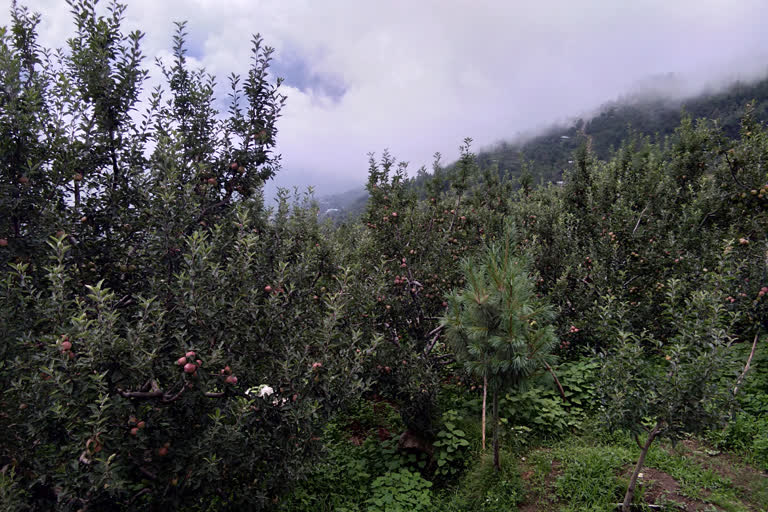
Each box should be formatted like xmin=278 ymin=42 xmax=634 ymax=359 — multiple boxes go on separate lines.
xmin=0 ymin=239 xmax=7 ymax=247
xmin=225 ymin=375 xmax=238 ymax=384
xmin=137 ymin=421 xmax=145 ymax=429
xmin=130 ymin=427 xmax=139 ymax=436
xmin=61 ymin=340 xmax=72 ymax=351
xmin=158 ymin=446 xmax=169 ymax=456
xmin=176 ymin=357 xmax=187 ymax=366
xmin=185 ymin=351 xmax=196 ymax=358
xmin=264 ymin=285 xmax=272 ymax=292
xmin=183 ymin=362 xmax=197 ymax=374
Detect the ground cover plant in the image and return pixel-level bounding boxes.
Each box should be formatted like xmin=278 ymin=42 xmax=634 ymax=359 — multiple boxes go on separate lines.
xmin=1 ymin=2 xmax=767 ymax=511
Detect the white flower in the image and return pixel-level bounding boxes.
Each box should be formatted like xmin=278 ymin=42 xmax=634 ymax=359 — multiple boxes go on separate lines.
xmin=246 ymin=384 xmax=274 ymax=398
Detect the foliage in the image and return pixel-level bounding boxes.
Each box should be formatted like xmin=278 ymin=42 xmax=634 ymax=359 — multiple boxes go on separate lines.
xmin=499 ymin=358 xmax=600 ymax=440
xmin=0 ymin=468 xmax=27 ymax=512
xmin=357 ymin=145 xmax=495 ymax=436
xmin=432 ymin=450 xmax=523 ymax=512
xmin=599 ymin=265 xmax=740 ymax=443
xmin=277 ymin=436 xmax=371 ymax=512
xmin=0 ymin=4 xmax=373 ymax=510
xmin=433 ymin=409 xmax=471 ymax=479
xmin=3 ymin=0 xmax=768 ymax=509
xmin=361 ymin=436 xmax=431 ymax=475
xmin=1 ymin=220 xmax=371 ymax=509
xmin=365 ymin=469 xmax=433 ymax=512
xmin=598 ymin=251 xmax=744 ymax=509
xmin=441 ymin=236 xmax=558 ymax=468
xmin=712 ymin=413 xmax=768 ymax=471
xmin=708 ymin=335 xmax=768 ymax=470
xmin=553 ymin=444 xmax=630 ymax=511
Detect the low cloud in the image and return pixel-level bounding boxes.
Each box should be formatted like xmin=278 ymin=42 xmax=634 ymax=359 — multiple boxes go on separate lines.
xmin=5 ymin=1 xmax=768 ymax=196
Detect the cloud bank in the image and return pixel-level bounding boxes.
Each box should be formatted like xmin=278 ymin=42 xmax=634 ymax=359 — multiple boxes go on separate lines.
xmin=4 ymin=0 xmax=768 ymax=195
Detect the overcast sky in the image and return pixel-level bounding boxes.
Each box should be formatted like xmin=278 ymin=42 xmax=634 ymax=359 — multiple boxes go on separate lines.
xmin=3 ymin=1 xmax=768 ymax=196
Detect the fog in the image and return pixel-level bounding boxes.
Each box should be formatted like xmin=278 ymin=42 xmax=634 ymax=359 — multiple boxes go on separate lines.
xmin=4 ymin=0 xmax=768 ymax=197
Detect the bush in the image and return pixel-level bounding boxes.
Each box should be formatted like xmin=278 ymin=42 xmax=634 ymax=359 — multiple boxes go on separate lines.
xmin=499 ymin=357 xmax=600 ymax=441
xmin=0 ymin=4 xmax=374 ymax=509
xmin=365 ymin=469 xmax=433 ymax=512
xmin=711 ymin=412 xmax=768 ymax=470
xmin=433 ymin=409 xmax=472 ymax=480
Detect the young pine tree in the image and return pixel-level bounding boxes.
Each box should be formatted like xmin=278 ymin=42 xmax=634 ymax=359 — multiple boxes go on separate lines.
xmin=441 ymin=236 xmax=558 ymax=470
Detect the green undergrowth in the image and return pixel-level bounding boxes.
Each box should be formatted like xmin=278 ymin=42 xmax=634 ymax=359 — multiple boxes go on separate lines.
xmin=432 ymin=450 xmax=524 ymax=511
xmin=518 ymin=431 xmax=767 ymax=512
xmin=279 ymin=352 xmax=768 ymax=512
xmin=281 ymin=424 xmax=767 ymax=511
xmin=708 ymin=340 xmax=768 ymax=472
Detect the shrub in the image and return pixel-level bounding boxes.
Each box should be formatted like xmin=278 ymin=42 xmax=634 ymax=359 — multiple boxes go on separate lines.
xmin=433 ymin=409 xmax=471 ymax=479
xmin=365 ymin=469 xmax=433 ymax=512
xmin=0 ymin=4 xmax=373 ymax=509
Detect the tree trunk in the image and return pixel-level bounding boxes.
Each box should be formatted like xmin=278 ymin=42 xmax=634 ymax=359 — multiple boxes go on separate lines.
xmin=733 ymin=332 xmax=759 ymax=396
xmin=481 ymin=374 xmax=487 ymax=451
xmin=492 ymin=389 xmax=500 ymax=472
xmin=622 ymin=421 xmax=662 ymax=511
xmin=545 ymin=362 xmax=567 ymax=402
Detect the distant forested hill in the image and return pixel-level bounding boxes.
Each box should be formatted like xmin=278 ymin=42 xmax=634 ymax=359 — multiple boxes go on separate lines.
xmin=472 ymin=74 xmax=768 ymax=186
xmin=323 ymin=73 xmax=768 ymax=215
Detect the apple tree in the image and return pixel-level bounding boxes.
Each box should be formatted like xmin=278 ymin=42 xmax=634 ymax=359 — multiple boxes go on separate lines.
xmin=598 ymin=249 xmax=743 ymax=511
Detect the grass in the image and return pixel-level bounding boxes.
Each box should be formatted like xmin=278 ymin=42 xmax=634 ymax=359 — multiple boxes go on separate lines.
xmin=432 ymin=450 xmax=524 ymax=512
xmin=280 ymin=396 xmax=768 ymax=512
xmin=511 ymin=432 xmax=766 ymax=512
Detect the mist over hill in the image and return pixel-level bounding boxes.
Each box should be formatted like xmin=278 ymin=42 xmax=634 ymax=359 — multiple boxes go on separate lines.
xmin=316 ymin=71 xmax=768 ymax=220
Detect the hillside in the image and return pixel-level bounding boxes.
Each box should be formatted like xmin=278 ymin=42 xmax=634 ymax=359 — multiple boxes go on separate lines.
xmin=414 ymin=73 xmax=768 ymax=191
xmin=320 ymin=74 xmax=768 ymax=216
